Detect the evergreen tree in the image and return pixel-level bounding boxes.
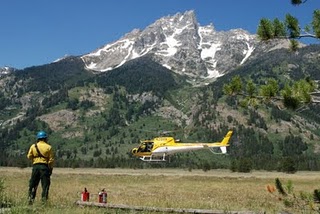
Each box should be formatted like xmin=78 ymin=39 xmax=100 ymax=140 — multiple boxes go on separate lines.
xmin=257 ymin=1 xmax=320 ymax=50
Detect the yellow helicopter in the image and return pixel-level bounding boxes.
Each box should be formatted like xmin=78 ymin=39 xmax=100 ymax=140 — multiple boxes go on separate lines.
xmin=131 ymin=130 xmax=233 ymax=161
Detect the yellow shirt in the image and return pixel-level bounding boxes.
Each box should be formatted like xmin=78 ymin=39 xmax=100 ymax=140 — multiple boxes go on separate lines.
xmin=27 ymin=140 xmax=54 ymax=168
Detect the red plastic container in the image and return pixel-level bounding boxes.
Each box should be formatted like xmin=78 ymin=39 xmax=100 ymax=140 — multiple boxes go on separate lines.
xmin=98 ymin=189 xmax=107 ymax=203
xmin=81 ymin=188 xmax=90 ymax=201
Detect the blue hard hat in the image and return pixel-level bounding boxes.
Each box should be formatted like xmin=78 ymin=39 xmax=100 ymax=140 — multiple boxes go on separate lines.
xmin=36 ymin=131 xmax=47 ymax=139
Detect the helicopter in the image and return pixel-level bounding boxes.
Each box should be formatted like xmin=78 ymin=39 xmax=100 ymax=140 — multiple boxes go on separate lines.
xmin=131 ymin=130 xmax=233 ymax=162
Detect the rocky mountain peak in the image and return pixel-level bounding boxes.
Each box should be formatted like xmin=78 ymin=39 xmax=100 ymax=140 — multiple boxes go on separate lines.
xmin=157 ymin=10 xmax=198 ymax=29
xmin=81 ymin=10 xmax=288 ymax=82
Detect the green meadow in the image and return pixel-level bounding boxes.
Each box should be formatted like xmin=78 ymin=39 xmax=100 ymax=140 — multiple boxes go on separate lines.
xmin=1 ymin=167 xmax=320 ymax=213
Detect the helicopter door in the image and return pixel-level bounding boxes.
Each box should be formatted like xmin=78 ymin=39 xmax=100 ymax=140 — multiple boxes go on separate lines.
xmin=146 ymin=142 xmax=154 ymax=152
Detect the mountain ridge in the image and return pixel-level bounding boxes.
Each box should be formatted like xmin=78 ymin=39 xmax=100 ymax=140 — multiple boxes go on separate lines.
xmin=80 ymin=10 xmax=290 ymax=82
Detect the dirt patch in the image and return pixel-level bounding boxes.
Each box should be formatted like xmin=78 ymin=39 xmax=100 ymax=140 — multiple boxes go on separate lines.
xmin=79 ymin=88 xmax=108 ymax=108
xmin=61 ymin=131 xmax=83 ymax=139
xmin=38 ymin=109 xmax=78 ymax=131
xmin=216 ymin=103 xmax=247 ymax=126
xmin=77 ymin=87 xmax=109 ymax=117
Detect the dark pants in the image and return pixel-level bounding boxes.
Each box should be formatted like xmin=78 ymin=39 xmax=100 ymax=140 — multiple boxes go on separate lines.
xmin=28 ymin=164 xmax=51 ymax=203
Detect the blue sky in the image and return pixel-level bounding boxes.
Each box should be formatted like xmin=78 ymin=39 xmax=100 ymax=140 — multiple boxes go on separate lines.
xmin=1 ymin=0 xmax=319 ymax=69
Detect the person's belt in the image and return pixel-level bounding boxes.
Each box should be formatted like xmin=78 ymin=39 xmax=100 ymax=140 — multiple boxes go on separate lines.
xmin=33 ymin=163 xmax=48 ymax=166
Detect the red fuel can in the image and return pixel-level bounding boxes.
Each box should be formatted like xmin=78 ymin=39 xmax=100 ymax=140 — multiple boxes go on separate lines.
xmin=98 ymin=189 xmax=107 ymax=203
xmin=81 ymin=188 xmax=90 ymax=201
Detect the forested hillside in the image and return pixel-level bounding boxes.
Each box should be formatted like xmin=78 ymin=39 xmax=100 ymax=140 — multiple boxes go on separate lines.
xmin=0 ymin=45 xmax=319 ymax=173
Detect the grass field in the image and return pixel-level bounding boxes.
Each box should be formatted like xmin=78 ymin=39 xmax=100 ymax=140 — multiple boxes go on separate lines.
xmin=1 ymin=167 xmax=320 ymax=213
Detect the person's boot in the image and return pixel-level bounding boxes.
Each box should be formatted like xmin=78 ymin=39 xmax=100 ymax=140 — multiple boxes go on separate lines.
xmin=28 ymin=197 xmax=34 ymax=205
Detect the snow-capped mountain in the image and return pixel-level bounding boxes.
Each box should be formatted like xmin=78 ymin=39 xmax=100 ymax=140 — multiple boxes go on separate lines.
xmin=0 ymin=66 xmax=16 ymax=76
xmin=81 ymin=10 xmax=288 ymax=80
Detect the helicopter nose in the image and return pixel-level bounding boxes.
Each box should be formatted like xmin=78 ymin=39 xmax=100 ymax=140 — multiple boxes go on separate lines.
xmin=132 ymin=148 xmax=138 ymax=154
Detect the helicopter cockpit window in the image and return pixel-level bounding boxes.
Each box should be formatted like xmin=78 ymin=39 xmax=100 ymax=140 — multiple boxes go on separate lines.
xmin=138 ymin=142 xmax=153 ymax=152
xmin=138 ymin=143 xmax=146 ymax=152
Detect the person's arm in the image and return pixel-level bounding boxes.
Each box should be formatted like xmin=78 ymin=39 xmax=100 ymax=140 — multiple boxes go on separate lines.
xmin=47 ymin=146 xmax=54 ymax=169
xmin=27 ymin=145 xmax=34 ymax=160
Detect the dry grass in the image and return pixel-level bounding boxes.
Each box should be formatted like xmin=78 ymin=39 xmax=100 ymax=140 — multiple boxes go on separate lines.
xmin=1 ymin=167 xmax=320 ymax=213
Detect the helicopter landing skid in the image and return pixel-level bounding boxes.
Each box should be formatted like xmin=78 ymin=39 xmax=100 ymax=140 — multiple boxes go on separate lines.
xmin=140 ymin=154 xmax=167 ymax=162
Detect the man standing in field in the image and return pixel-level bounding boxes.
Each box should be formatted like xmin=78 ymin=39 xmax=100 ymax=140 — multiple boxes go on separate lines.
xmin=27 ymin=130 xmax=54 ymax=204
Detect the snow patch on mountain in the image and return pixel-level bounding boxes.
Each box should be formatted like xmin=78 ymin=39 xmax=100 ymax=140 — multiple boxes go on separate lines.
xmin=81 ymin=10 xmax=288 ymax=82
xmin=0 ymin=66 xmax=16 ymax=76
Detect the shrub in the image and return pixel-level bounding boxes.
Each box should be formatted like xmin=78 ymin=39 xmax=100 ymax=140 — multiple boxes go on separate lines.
xmin=267 ymin=178 xmax=320 ymax=213
xmin=0 ymin=179 xmax=11 ymax=208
